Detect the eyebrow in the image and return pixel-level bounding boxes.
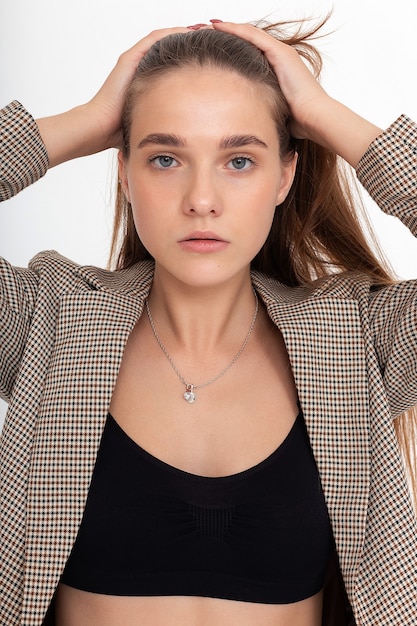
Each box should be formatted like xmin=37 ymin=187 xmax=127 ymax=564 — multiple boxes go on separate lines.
xmin=219 ymin=135 xmax=268 ymax=149
xmin=137 ymin=133 xmax=268 ymax=150
xmin=138 ymin=133 xmax=185 ymax=149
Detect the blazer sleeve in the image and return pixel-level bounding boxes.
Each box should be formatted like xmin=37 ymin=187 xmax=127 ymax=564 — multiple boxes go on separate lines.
xmin=0 ymin=101 xmax=49 ymax=201
xmin=0 ymin=258 xmax=39 ymax=403
xmin=357 ymin=114 xmax=417 ymax=234
xmin=357 ymin=116 xmax=417 ymax=417
xmin=0 ymin=102 xmax=47 ymax=401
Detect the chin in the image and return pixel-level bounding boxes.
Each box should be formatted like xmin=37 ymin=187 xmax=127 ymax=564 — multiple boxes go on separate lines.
xmin=156 ymin=261 xmax=250 ymax=291
xmin=193 ymin=270 xmax=251 ymax=291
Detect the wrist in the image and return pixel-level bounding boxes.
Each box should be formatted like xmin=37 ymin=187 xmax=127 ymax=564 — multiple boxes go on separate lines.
xmin=36 ymin=103 xmax=110 ymax=168
xmin=302 ymin=97 xmax=382 ymax=167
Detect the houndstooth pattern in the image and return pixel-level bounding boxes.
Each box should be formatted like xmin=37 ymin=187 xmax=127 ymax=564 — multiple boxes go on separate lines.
xmin=1 ymin=103 xmax=417 ymax=624
xmin=0 ymin=101 xmax=49 ymax=199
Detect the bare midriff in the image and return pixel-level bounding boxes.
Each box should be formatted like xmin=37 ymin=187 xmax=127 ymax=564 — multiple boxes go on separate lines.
xmin=55 ymin=585 xmax=323 ymax=626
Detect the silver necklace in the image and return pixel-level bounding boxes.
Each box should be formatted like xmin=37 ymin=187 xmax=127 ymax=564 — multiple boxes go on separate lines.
xmin=145 ymin=291 xmax=259 ymax=403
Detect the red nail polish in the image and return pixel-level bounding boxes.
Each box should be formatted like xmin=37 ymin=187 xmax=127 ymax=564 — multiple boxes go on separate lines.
xmin=210 ymin=19 xmax=223 ymax=23
xmin=187 ymin=23 xmax=208 ymax=29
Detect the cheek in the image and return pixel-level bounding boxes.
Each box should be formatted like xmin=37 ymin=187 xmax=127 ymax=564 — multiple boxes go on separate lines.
xmin=241 ymin=203 xmax=277 ymax=258
xmin=127 ymin=170 xmax=173 ymax=220
xmin=130 ymin=204 xmax=156 ymax=247
xmin=128 ymin=183 xmax=157 ymax=232
xmin=258 ymin=209 xmax=277 ymax=248
xmin=126 ymin=186 xmax=151 ymax=238
xmin=129 ymin=193 xmax=172 ymax=259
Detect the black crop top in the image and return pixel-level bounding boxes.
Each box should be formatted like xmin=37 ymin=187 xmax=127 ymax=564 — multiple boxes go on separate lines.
xmin=61 ymin=411 xmax=333 ymax=604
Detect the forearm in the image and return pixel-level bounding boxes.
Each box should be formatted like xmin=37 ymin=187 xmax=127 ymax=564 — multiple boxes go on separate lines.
xmin=304 ymin=97 xmax=383 ymax=168
xmin=210 ymin=22 xmax=384 ymax=168
xmin=36 ymin=104 xmax=110 ymax=168
xmin=10 ymin=27 xmax=191 ymax=173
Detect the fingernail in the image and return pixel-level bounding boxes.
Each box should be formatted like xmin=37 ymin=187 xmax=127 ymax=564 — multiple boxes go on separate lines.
xmin=209 ymin=19 xmax=223 ymax=23
xmin=187 ymin=23 xmax=208 ymax=29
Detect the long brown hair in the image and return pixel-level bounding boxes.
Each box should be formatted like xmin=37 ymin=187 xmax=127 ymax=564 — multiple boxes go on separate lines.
xmin=109 ymin=19 xmax=416 ymax=504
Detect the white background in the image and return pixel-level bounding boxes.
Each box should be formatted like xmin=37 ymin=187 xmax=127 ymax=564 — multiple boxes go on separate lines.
xmin=1 ymin=0 xmax=417 ymax=425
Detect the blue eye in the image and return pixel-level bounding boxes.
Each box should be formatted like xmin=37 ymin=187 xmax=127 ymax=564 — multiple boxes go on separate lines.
xmin=150 ymin=155 xmax=177 ymax=168
xmin=157 ymin=156 xmax=174 ymax=168
xmin=229 ymin=157 xmax=252 ymax=170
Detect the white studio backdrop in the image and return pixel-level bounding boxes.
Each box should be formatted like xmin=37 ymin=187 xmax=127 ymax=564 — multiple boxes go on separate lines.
xmin=1 ymin=0 xmax=417 ymax=426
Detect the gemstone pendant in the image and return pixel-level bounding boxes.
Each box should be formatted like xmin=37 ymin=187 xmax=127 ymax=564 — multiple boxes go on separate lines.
xmin=184 ymin=384 xmax=196 ymax=403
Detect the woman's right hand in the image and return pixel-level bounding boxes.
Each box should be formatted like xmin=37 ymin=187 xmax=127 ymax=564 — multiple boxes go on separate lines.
xmin=36 ymin=27 xmax=189 ymax=168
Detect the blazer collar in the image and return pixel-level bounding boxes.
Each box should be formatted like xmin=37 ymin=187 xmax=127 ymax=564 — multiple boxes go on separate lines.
xmin=75 ymin=260 xmax=323 ymax=308
xmin=76 ymin=259 xmax=155 ymax=298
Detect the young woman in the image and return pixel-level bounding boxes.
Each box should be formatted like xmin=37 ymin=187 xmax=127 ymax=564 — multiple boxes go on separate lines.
xmin=1 ymin=19 xmax=416 ymax=626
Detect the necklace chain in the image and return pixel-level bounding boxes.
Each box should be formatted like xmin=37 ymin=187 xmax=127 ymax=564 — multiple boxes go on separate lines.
xmin=145 ymin=291 xmax=259 ymax=403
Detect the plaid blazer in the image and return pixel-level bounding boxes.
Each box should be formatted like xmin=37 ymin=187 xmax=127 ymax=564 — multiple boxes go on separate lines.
xmin=1 ymin=102 xmax=417 ymax=625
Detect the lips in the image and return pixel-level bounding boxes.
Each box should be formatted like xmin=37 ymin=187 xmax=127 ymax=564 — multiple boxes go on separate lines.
xmin=178 ymin=231 xmax=229 ymax=253
xmin=180 ymin=231 xmax=227 ymax=243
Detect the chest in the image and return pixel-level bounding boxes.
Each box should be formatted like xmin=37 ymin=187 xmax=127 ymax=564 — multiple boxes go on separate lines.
xmin=109 ymin=310 xmax=300 ymax=477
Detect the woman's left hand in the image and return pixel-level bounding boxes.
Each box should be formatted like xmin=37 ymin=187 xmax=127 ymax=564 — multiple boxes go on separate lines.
xmin=210 ymin=21 xmax=330 ymax=141
xmin=211 ymin=20 xmax=382 ymax=167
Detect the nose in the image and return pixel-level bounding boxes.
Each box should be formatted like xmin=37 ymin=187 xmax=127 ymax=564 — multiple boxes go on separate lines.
xmin=182 ymin=166 xmax=223 ymax=216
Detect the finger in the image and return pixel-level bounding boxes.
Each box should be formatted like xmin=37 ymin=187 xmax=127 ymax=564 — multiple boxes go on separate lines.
xmin=186 ymin=23 xmax=214 ymax=30
xmin=210 ymin=21 xmax=283 ymax=56
xmin=122 ymin=26 xmax=191 ymax=65
xmin=210 ymin=21 xmax=314 ymax=87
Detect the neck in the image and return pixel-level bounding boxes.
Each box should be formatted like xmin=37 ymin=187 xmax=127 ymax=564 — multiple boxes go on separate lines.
xmin=147 ymin=267 xmax=257 ymax=354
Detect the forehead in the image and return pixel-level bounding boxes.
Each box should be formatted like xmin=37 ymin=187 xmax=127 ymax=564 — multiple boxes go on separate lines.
xmin=130 ymin=66 xmax=278 ymax=140
xmin=134 ymin=65 xmax=273 ymax=106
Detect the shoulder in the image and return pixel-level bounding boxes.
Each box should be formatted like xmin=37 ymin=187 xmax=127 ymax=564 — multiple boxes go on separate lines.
xmin=28 ymin=249 xmax=81 ymax=276
xmin=253 ymin=269 xmax=417 ymax=324
xmin=28 ymin=250 xmax=154 ymax=297
xmin=252 ymin=269 xmax=373 ymax=305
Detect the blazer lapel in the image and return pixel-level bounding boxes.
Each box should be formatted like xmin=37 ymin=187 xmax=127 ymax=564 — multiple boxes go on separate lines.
xmin=252 ymin=274 xmax=370 ymax=590
xmin=22 ymin=267 xmax=152 ymax=620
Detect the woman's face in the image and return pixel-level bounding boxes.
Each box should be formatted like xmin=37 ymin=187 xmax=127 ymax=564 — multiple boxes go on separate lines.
xmin=119 ymin=66 xmax=296 ymax=290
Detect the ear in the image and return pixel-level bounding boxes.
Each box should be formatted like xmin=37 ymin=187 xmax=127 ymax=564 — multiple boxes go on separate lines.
xmin=118 ymin=151 xmax=131 ymax=202
xmin=275 ymin=151 xmax=298 ymax=206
